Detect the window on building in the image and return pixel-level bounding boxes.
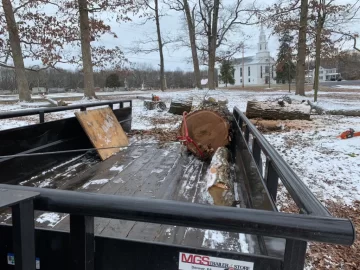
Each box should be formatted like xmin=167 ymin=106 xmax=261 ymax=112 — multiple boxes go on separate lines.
xmin=248 ymin=78 xmax=250 ymax=82
xmin=320 ymin=70 xmax=323 ymax=74
xmin=240 ymin=68 xmax=242 ymax=77
xmin=260 ymin=44 xmax=262 ymax=50
xmin=240 ymin=79 xmax=242 ymax=83
xmin=261 ymin=66 xmax=262 ymax=78
xmin=265 ymin=66 xmax=269 ymax=73
xmin=248 ymin=66 xmax=250 ymax=76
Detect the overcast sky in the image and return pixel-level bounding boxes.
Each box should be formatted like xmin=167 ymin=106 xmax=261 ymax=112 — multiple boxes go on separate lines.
xmin=25 ymin=0 xmax=359 ymax=72
xmin=94 ymin=5 xmax=280 ymax=71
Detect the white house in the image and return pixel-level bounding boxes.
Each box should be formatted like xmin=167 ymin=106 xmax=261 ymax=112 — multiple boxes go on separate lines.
xmin=231 ymin=27 xmax=276 ymax=86
xmin=312 ymin=66 xmax=341 ymax=82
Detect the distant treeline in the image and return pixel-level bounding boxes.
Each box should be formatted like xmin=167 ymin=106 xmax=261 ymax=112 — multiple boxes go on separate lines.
xmin=0 ymin=63 xmax=213 ymax=91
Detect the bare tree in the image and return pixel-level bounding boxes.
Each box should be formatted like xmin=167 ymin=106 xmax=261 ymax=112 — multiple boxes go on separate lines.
xmin=1 ymin=0 xmax=31 ymax=101
xmin=130 ymin=0 xmax=168 ymax=91
xmin=196 ymin=0 xmax=256 ymax=89
xmin=295 ymin=0 xmax=308 ymax=96
xmin=167 ymin=0 xmax=202 ymax=89
xmin=78 ymin=0 xmax=96 ymax=98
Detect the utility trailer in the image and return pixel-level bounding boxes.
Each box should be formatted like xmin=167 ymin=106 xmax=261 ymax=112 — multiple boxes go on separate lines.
xmin=0 ymin=100 xmax=355 ymax=270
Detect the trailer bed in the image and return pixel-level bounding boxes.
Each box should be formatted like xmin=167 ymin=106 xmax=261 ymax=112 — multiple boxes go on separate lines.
xmin=0 ymin=141 xmax=257 ymax=254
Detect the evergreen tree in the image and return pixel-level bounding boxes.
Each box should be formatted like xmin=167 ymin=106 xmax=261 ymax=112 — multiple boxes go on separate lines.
xmin=276 ymin=31 xmax=296 ymax=84
xmin=219 ymin=60 xmax=235 ymax=87
xmin=105 ymin=73 xmax=123 ymax=88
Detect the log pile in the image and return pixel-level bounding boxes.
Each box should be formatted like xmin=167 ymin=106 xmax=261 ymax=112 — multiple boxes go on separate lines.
xmin=206 ymin=147 xmax=234 ymax=206
xmin=246 ymin=100 xmax=311 ymax=120
xmin=144 ymin=100 xmax=166 ymax=111
xmin=168 ymin=98 xmax=192 ymax=115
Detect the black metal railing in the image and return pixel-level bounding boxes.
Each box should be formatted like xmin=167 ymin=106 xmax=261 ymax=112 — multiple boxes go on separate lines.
xmin=233 ymin=107 xmax=330 ymax=216
xmin=0 ymin=100 xmax=132 ymax=124
xmin=232 ymin=107 xmax=356 ymax=269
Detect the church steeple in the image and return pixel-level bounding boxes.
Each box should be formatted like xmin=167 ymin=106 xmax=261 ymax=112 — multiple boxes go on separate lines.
xmin=258 ymin=24 xmax=268 ymax=52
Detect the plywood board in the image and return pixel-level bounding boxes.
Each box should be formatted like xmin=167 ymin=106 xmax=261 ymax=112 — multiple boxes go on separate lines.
xmin=75 ymin=107 xmax=129 ymax=160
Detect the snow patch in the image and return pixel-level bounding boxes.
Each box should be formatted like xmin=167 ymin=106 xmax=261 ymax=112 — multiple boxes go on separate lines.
xmin=151 ymin=168 xmax=163 ymax=174
xmin=36 ymin=213 xmax=62 ymax=227
xmin=82 ymin=179 xmax=109 ymax=189
xmin=110 ymin=165 xmax=124 ymax=172
xmin=202 ymin=230 xmax=225 ymax=249
xmin=333 ymin=85 xmax=360 ymax=89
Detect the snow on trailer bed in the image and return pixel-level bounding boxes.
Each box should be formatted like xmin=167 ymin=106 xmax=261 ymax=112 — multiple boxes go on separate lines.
xmin=0 ymin=138 xmax=254 ymax=254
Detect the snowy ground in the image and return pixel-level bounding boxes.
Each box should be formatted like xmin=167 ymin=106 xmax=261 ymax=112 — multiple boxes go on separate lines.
xmin=1 ymin=88 xmax=359 ymax=205
xmin=1 ymin=88 xmax=359 ymax=268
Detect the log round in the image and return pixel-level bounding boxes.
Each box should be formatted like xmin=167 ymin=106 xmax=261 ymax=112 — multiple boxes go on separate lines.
xmin=180 ymin=110 xmax=229 ymax=159
xmin=246 ymin=101 xmax=311 ymax=120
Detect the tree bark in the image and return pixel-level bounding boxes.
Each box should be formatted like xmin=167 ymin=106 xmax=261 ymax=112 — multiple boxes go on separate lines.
xmin=295 ymin=0 xmax=308 ymax=96
xmin=313 ymin=16 xmax=325 ymax=102
xmin=207 ymin=0 xmax=219 ymax=90
xmin=78 ymin=0 xmax=96 ymax=98
xmin=2 ymin=0 xmax=31 ymax=102
xmin=183 ymin=0 xmax=201 ymax=89
xmin=246 ymin=101 xmax=311 ymax=120
xmin=154 ymin=0 xmax=166 ymax=91
xmin=206 ymin=147 xmax=234 ymax=206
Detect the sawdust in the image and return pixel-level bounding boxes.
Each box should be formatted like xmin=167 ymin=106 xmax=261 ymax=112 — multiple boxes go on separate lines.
xmin=306 ymin=200 xmax=360 ymax=270
xmin=128 ymin=128 xmax=178 ymax=144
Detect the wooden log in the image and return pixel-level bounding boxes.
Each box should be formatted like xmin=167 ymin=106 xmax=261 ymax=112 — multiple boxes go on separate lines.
xmin=168 ymin=98 xmax=192 ymax=115
xmin=179 ymin=110 xmax=229 ymax=159
xmin=246 ymin=101 xmax=311 ymax=120
xmin=250 ymin=119 xmax=282 ymax=131
xmin=206 ymin=147 xmax=234 ymax=206
xmin=144 ymin=100 xmax=166 ymax=111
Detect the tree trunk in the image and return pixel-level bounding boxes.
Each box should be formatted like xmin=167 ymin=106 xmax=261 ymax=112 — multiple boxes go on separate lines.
xmin=78 ymin=0 xmax=96 ymax=98
xmin=183 ymin=0 xmax=201 ymax=89
xmin=313 ymin=18 xmax=324 ymax=102
xmin=207 ymin=0 xmax=219 ymax=90
xmin=154 ymin=0 xmax=166 ymax=91
xmin=2 ymin=0 xmax=31 ymax=102
xmin=246 ymin=101 xmax=311 ymax=120
xmin=295 ymin=0 xmax=308 ymax=96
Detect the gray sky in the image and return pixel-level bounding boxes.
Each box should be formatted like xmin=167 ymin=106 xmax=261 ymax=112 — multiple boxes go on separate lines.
xmin=96 ymin=6 xmax=280 ymax=71
xmin=24 ymin=0 xmax=359 ymax=71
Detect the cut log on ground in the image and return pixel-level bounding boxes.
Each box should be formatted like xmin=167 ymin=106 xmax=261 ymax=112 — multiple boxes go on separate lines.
xmin=250 ymin=119 xmax=282 ymax=132
xmin=308 ymin=100 xmax=360 ymax=117
xmin=40 ymin=94 xmax=68 ymax=107
xmin=168 ymin=98 xmax=192 ymax=115
xmin=179 ymin=110 xmax=230 ymax=159
xmin=246 ymin=101 xmax=311 ymax=120
xmin=206 ymin=147 xmax=234 ymax=206
xmin=144 ymin=100 xmax=166 ymax=111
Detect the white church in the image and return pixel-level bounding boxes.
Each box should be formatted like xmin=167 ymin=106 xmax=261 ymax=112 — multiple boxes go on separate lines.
xmin=229 ymin=27 xmax=276 ymax=86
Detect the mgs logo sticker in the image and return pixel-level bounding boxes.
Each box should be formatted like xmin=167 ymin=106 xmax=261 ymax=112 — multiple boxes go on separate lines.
xmin=179 ymin=252 xmax=254 ymax=270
